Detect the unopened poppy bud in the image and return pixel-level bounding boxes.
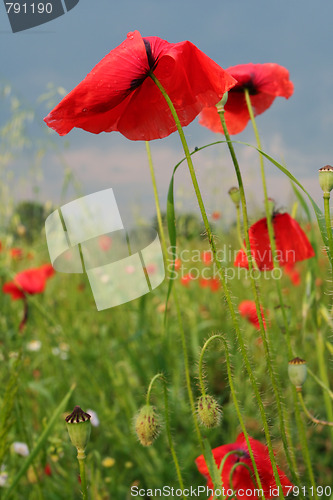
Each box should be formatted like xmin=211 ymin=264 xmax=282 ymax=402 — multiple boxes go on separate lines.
xmin=228 ymin=187 xmax=241 ymax=208
xmin=134 ymin=405 xmax=159 ymax=446
xmin=288 ymin=358 xmax=307 ymax=390
xmin=319 ymin=165 xmax=333 ymax=194
xmin=197 ymin=395 xmax=222 ymax=428
xmin=65 ymin=406 xmax=91 ymax=458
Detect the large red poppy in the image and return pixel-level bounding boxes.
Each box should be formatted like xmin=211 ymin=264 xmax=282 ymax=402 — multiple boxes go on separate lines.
xmin=199 ymin=63 xmax=293 ymax=135
xmin=3 ymin=264 xmax=55 ymax=300
xmin=234 ymin=213 xmax=315 ymax=271
xmin=195 ymin=433 xmax=293 ymax=500
xmin=44 ymin=31 xmax=236 ymax=141
xmin=238 ymin=300 xmax=266 ymax=330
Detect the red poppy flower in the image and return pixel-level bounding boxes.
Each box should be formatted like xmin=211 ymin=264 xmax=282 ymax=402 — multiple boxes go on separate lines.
xmin=199 ymin=277 xmax=210 ymax=288
xmin=44 ymin=31 xmax=236 ymax=141
xmin=98 ymin=235 xmax=112 ymax=252
xmin=3 ymin=264 xmax=55 ymax=300
xmin=174 ymin=258 xmax=182 ymax=271
xmin=10 ymin=248 xmax=23 ymax=260
xmin=234 ymin=213 xmax=315 ymax=271
xmin=209 ymin=277 xmax=221 ymax=292
xmin=180 ymin=273 xmax=194 ymax=287
xmin=195 ymin=432 xmax=293 ymax=500
xmin=199 ymin=63 xmax=293 ymax=135
xmin=239 ymin=300 xmax=266 ymax=330
xmin=211 ymin=211 xmax=221 ymax=220
xmin=284 ymin=262 xmax=301 ymax=286
xmin=201 ymin=250 xmax=213 ymax=264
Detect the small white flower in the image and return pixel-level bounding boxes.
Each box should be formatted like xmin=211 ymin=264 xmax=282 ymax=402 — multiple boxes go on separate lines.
xmin=13 ymin=442 xmax=29 ymax=457
xmin=86 ymin=409 xmax=100 ymax=427
xmin=26 ymin=340 xmax=42 ymax=352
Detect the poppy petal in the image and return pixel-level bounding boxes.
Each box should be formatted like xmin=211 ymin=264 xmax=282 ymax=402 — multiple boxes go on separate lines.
xmin=199 ymin=62 xmax=293 ymax=135
xmin=44 ymin=32 xmax=236 ymax=141
xmin=234 ymin=214 xmax=315 ymax=270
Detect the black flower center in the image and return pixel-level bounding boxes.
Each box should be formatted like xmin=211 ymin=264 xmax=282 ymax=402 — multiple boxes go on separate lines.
xmin=130 ymin=39 xmax=157 ymax=90
xmin=232 ymin=75 xmax=258 ymax=95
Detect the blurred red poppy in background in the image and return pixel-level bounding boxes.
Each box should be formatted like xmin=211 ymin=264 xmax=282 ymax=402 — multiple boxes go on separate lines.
xmin=284 ymin=262 xmax=301 ymax=286
xmin=180 ymin=273 xmax=195 ymax=287
xmin=239 ymin=300 xmax=266 ymax=330
xmin=195 ymin=433 xmax=293 ymax=500
xmin=44 ymin=31 xmax=236 ymax=141
xmin=3 ymin=264 xmax=55 ymax=300
xmin=199 ymin=63 xmax=293 ymax=135
xmin=234 ymin=213 xmax=314 ymax=271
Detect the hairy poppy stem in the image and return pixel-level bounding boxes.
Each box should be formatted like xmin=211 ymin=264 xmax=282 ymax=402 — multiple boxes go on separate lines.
xmin=244 ymin=88 xmax=293 ymax=353
xmin=217 ymin=104 xmax=298 ymax=491
xmin=297 ymin=390 xmax=333 ymax=427
xmin=243 ymin=90 xmax=318 ymax=497
xmin=198 ymin=335 xmax=265 ymax=499
xmin=78 ymin=458 xmax=88 ymax=500
xmin=150 ymin=72 xmax=284 ymax=500
xmin=145 ymin=374 xmax=187 ymax=499
xmin=145 ymin=141 xmax=204 ymax=450
xmin=323 ymin=194 xmax=333 ymax=266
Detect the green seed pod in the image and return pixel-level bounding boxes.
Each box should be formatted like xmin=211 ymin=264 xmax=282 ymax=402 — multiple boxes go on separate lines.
xmin=197 ymin=395 xmax=222 ymax=428
xmin=319 ymin=165 xmax=333 ymax=194
xmin=228 ymin=187 xmax=241 ymax=208
xmin=65 ymin=406 xmax=91 ymax=458
xmin=134 ymin=405 xmax=159 ymax=447
xmin=288 ymin=358 xmax=307 ymax=389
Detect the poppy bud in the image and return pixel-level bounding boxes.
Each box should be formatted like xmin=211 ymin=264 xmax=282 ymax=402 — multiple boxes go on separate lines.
xmin=197 ymin=395 xmax=222 ymax=428
xmin=134 ymin=405 xmax=160 ymax=446
xmin=288 ymin=358 xmax=307 ymax=390
xmin=228 ymin=187 xmax=241 ymax=208
xmin=319 ymin=165 xmax=333 ymax=194
xmin=65 ymin=406 xmax=91 ymax=459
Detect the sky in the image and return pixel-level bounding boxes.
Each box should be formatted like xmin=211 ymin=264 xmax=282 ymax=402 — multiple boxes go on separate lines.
xmin=1 ymin=0 xmax=332 ymax=225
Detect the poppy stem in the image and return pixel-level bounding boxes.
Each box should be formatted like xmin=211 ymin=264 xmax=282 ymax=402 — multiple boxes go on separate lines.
xmin=145 ymin=141 xmax=169 ymax=260
xmin=145 ymin=142 xmax=205 ymax=451
xmin=78 ymin=456 xmax=88 ymax=500
xmin=297 ymin=390 xmax=333 ymax=427
xmin=145 ymin=374 xmax=187 ymax=498
xmin=217 ymin=103 xmax=299 ymax=490
xmin=323 ymin=193 xmax=333 ymax=264
xmin=243 ymin=90 xmax=318 ymax=496
xmin=236 ymin=205 xmax=246 ymax=253
xmin=200 ymin=335 xmax=266 ymax=499
xmin=244 ymin=89 xmax=293 ymax=354
xmin=150 ymin=72 xmax=284 ymax=500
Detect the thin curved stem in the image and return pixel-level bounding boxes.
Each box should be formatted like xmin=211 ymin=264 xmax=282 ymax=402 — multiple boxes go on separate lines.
xmin=244 ymin=89 xmax=292 ymax=353
xmin=145 ymin=373 xmax=187 ymax=498
xmin=145 ymin=141 xmax=168 ymax=259
xmin=243 ymin=90 xmax=318 ymax=494
xmin=200 ymin=335 xmax=265 ymax=499
xmin=145 ymin=141 xmax=203 ymax=449
xmin=308 ymin=367 xmax=333 ymax=400
xmin=297 ymin=391 xmax=333 ymax=427
xmin=217 ymin=104 xmax=297 ymax=488
xmin=150 ymin=72 xmax=283 ymax=499
xmin=323 ymin=194 xmax=333 ymax=270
